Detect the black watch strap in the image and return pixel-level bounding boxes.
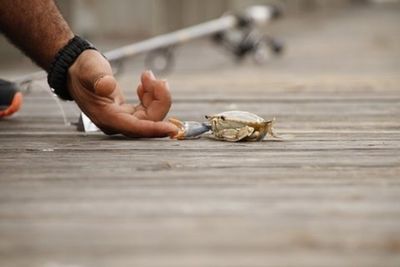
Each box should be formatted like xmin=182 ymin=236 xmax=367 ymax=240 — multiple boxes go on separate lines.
xmin=47 ymin=36 xmax=97 ymax=101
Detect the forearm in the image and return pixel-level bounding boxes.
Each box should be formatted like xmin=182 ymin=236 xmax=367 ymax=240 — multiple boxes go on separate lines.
xmin=0 ymin=0 xmax=74 ymax=71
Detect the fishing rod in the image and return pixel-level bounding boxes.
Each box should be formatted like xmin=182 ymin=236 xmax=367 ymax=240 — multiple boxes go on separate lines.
xmin=14 ymin=5 xmax=283 ymax=88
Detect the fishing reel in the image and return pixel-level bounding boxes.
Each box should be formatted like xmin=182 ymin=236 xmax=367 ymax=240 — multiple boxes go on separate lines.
xmin=213 ymin=30 xmax=283 ymax=64
xmin=143 ymin=6 xmax=284 ymax=74
xmin=212 ymin=6 xmax=284 ymax=64
xmin=144 ymin=31 xmax=284 ymax=75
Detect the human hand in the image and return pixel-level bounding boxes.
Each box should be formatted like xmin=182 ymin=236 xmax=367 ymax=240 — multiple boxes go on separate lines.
xmin=67 ymin=50 xmax=178 ymax=137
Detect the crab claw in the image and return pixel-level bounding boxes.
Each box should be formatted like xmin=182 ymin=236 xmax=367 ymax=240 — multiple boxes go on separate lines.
xmin=266 ymin=118 xmax=278 ymax=138
xmin=168 ymin=118 xmax=211 ymax=140
xmin=265 ymin=118 xmax=294 ymax=140
xmin=265 ymin=118 xmax=283 ymax=139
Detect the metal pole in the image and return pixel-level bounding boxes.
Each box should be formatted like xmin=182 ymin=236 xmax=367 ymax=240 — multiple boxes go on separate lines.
xmin=106 ymin=5 xmax=278 ymax=62
xmin=105 ymin=16 xmax=237 ymax=62
xmin=14 ymin=5 xmax=279 ymax=86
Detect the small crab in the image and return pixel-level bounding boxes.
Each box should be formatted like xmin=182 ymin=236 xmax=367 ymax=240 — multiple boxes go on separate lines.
xmin=169 ymin=110 xmax=279 ymax=142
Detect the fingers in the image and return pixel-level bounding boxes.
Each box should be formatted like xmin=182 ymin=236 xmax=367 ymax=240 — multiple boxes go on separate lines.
xmin=138 ymin=70 xmax=172 ymax=121
xmin=139 ymin=71 xmax=155 ymax=107
xmin=148 ymin=79 xmax=172 ymax=121
xmin=137 ymin=83 xmax=144 ymax=101
xmin=141 ymin=69 xmax=156 ymax=83
xmin=114 ymin=113 xmax=179 ymax=138
xmin=138 ymin=71 xmax=171 ymax=108
xmin=140 ymin=71 xmax=170 ymax=103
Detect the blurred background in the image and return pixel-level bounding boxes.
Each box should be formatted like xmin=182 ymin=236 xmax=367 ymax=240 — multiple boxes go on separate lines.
xmin=0 ymin=0 xmax=399 ymax=92
xmin=1 ymin=0 xmax=397 ymax=64
xmin=56 ymin=0 xmax=364 ymax=38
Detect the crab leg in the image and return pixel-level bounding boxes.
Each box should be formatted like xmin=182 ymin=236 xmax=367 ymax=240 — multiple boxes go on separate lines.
xmin=169 ymin=118 xmax=211 ymax=140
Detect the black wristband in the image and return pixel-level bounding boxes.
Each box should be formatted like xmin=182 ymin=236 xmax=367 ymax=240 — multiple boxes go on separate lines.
xmin=47 ymin=36 xmax=97 ymax=101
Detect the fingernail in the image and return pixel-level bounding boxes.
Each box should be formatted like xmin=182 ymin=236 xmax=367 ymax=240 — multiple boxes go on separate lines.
xmin=147 ymin=70 xmax=156 ymax=80
xmin=161 ymin=79 xmax=169 ymax=88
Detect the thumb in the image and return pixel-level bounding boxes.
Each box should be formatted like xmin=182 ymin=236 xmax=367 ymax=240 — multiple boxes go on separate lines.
xmin=73 ymin=50 xmax=116 ymax=97
xmin=93 ymin=75 xmax=117 ymax=97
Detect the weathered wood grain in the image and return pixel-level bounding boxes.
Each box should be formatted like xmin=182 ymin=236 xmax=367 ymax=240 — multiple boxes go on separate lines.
xmin=1 ymin=4 xmax=400 ymax=267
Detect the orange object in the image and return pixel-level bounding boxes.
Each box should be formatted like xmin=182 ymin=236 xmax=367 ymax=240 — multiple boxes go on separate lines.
xmin=0 ymin=91 xmax=23 ymax=118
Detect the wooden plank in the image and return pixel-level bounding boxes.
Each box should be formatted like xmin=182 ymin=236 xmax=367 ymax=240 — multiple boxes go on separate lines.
xmin=1 ymin=4 xmax=400 ymax=267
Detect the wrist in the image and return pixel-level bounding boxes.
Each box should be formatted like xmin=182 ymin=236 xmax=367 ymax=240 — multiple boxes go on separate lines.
xmin=44 ymin=32 xmax=74 ymax=71
xmin=47 ymin=36 xmax=97 ymax=101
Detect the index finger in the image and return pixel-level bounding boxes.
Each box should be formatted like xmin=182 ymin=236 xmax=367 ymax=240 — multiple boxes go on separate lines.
xmin=113 ymin=113 xmax=179 ymax=138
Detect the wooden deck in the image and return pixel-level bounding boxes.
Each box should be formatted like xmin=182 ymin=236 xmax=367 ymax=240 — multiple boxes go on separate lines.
xmin=1 ymin=4 xmax=400 ymax=267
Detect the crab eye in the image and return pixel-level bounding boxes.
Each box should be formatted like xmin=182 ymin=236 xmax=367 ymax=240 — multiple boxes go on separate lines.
xmin=220 ymin=116 xmax=226 ymax=121
xmin=205 ymin=115 xmax=210 ymax=119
